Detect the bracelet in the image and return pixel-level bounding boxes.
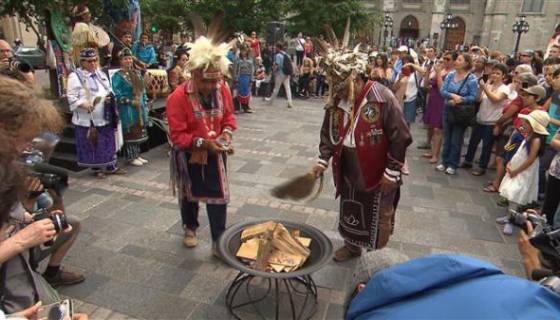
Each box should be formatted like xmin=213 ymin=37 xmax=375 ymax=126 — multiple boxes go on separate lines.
xmin=317 ymin=159 xmax=328 ymax=168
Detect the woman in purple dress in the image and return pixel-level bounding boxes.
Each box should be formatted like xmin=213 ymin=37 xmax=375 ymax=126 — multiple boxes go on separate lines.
xmin=423 ymin=52 xmax=454 ymax=163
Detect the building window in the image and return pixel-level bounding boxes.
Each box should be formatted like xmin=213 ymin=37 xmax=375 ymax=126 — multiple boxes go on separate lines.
xmin=403 ymin=0 xmax=422 ymax=3
xmin=521 ymin=0 xmax=544 ymax=12
xmin=450 ymin=0 xmax=471 ymax=4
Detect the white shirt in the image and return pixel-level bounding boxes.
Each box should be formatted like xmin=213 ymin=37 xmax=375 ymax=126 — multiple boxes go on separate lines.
xmin=404 ymin=72 xmax=419 ymax=103
xmin=477 ymin=83 xmax=510 ymax=124
xmin=343 ymin=98 xmax=366 ymax=148
xmin=67 ymin=68 xmax=112 ymax=127
xmin=296 ymin=37 xmax=305 ymax=51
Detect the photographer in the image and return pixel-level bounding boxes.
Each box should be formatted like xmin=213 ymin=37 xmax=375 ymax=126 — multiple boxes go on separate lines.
xmin=0 ymin=76 xmax=85 ymax=313
xmin=0 ymin=39 xmax=34 ymax=86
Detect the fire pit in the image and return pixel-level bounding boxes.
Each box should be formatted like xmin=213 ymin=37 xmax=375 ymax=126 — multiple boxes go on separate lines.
xmin=218 ymin=219 xmax=333 ymax=319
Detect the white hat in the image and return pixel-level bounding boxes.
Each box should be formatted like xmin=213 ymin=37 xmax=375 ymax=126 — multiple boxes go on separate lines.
xmin=518 ymin=110 xmax=550 ymax=136
xmin=397 ymin=46 xmax=409 ymax=52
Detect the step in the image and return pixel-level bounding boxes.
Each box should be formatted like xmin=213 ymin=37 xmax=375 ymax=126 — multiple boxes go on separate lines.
xmin=48 ymin=151 xmax=84 ymax=172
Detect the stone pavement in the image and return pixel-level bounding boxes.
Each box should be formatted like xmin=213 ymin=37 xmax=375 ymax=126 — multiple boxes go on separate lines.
xmin=58 ymin=95 xmax=524 ymax=319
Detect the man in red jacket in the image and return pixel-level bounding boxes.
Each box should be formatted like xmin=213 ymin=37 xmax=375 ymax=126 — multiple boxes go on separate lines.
xmin=166 ymin=36 xmax=236 ymax=257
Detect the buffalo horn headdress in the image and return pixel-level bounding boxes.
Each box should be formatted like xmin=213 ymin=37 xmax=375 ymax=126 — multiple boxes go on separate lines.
xmin=312 ymin=18 xmax=369 ymax=108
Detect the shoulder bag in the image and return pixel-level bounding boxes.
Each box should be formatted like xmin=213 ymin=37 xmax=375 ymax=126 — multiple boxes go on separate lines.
xmin=449 ymin=73 xmax=476 ymax=127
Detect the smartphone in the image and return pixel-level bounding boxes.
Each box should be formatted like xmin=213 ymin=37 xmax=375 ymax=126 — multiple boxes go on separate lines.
xmin=37 ymin=299 xmax=73 ymax=320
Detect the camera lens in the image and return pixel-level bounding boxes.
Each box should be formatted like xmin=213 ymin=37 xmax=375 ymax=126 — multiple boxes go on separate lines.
xmin=51 ymin=213 xmax=68 ymax=233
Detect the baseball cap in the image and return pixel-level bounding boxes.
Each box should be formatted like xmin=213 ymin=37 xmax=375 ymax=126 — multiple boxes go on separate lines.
xmin=397 ymin=46 xmax=408 ymax=52
xmin=518 ymin=72 xmax=538 ymax=88
xmin=521 ymin=85 xmax=546 ymax=100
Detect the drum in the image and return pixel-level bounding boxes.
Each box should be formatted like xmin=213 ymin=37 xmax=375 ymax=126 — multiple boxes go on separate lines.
xmin=144 ymin=69 xmax=169 ymax=98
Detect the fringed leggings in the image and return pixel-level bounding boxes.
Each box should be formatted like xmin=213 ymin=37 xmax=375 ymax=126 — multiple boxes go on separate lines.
xmin=124 ymin=143 xmax=141 ymax=161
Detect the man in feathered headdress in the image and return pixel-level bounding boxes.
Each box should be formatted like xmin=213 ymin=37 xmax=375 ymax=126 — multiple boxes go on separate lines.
xmin=310 ymin=21 xmax=412 ymax=262
xmin=166 ymin=18 xmax=237 ymax=257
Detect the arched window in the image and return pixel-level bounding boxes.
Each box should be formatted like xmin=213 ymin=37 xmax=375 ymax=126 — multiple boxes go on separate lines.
xmin=399 ymin=15 xmax=420 ymax=40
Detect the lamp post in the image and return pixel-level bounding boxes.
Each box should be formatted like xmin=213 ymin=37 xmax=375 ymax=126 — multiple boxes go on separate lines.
xmin=381 ymin=12 xmax=393 ymax=49
xmin=512 ymin=15 xmax=530 ymax=58
xmin=440 ymin=13 xmax=458 ymax=51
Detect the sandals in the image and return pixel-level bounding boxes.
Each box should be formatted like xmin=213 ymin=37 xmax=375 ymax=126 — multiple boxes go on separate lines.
xmin=483 ymin=184 xmax=498 ymax=193
xmin=422 ymin=153 xmax=433 ymax=159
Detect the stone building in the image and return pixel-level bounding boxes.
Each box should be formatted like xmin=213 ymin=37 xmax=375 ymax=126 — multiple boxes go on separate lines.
xmin=364 ymin=0 xmax=560 ymax=53
xmin=0 ymin=15 xmax=38 ymax=47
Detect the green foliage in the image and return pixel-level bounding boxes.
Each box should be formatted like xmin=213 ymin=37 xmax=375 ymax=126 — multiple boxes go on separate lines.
xmin=0 ymin=0 xmax=127 ymax=47
xmin=285 ymin=0 xmax=380 ymax=38
xmin=183 ymin=0 xmax=287 ymax=35
xmin=142 ymin=0 xmax=188 ymax=35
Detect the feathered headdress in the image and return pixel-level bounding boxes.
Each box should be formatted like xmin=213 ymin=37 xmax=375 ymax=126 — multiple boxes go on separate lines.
xmin=312 ymin=18 xmax=369 ymax=108
xmin=186 ymin=12 xmax=232 ymax=78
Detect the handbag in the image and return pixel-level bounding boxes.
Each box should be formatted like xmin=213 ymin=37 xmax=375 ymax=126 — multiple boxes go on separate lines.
xmin=413 ymin=71 xmax=426 ymax=114
xmin=448 ymin=73 xmax=476 ymax=127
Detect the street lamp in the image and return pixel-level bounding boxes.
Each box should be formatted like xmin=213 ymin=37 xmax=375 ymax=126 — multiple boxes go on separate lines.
xmin=512 ymin=15 xmax=530 ymax=58
xmin=440 ymin=13 xmax=458 ymax=51
xmin=380 ymin=12 xmax=393 ymax=49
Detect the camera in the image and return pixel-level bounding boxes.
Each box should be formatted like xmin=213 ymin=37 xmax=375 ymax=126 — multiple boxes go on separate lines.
xmin=21 ymin=133 xmax=68 ymax=196
xmin=509 ymin=209 xmax=546 ymax=233
xmin=32 ymin=208 xmax=69 ymax=246
xmin=0 ymin=57 xmax=32 ymax=80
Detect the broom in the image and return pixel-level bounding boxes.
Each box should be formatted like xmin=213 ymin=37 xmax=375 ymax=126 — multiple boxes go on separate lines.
xmin=271 ymin=172 xmax=324 ymax=202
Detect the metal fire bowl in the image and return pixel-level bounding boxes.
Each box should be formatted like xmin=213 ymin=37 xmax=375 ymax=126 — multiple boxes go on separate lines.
xmin=218 ymin=219 xmax=333 ymax=279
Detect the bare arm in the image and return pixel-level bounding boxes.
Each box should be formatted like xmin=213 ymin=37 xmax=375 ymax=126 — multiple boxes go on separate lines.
xmin=482 ymin=84 xmax=507 ymax=103
xmin=551 ymin=132 xmax=560 ymax=151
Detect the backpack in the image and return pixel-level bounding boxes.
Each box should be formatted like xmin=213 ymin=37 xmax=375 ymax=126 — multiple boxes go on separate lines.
xmin=281 ymin=53 xmax=294 ymax=76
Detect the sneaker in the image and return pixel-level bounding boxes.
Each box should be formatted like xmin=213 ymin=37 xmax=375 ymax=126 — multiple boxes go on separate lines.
xmin=129 ymin=159 xmax=143 ymax=166
xmin=107 ymin=167 xmax=127 ymax=175
xmin=436 ymin=164 xmax=446 ymax=172
xmin=503 ymin=222 xmax=513 ymax=235
xmin=137 ymin=157 xmax=149 ymax=164
xmin=445 ymin=167 xmax=456 ymax=175
xmin=264 ymin=97 xmax=272 ymax=102
xmin=244 ymin=106 xmax=255 ymax=113
xmin=287 ymin=104 xmax=293 ymax=109
xmin=43 ymin=268 xmax=85 ymax=288
xmin=183 ymin=229 xmax=198 ymax=248
xmin=495 ymin=216 xmax=510 ymax=225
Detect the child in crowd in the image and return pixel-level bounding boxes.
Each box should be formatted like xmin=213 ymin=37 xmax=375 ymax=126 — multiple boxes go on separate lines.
xmin=497 ymin=110 xmax=550 ymax=235
xmin=254 ymin=59 xmax=266 ymax=97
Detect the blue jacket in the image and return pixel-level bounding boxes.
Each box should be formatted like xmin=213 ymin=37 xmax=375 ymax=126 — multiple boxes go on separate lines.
xmin=348 ymin=255 xmax=560 ymax=320
xmin=440 ymin=71 xmax=480 ymax=106
xmin=132 ymin=42 xmax=156 ymax=66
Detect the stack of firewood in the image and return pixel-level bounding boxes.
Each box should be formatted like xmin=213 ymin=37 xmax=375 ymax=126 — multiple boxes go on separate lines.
xmin=236 ymin=221 xmax=312 ymax=273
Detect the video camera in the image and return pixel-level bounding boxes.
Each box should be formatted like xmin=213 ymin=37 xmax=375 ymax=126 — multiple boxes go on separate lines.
xmin=508 ymin=209 xmax=547 ymax=233
xmin=0 ymin=57 xmax=33 ymax=81
xmin=21 ymin=133 xmax=68 ymax=196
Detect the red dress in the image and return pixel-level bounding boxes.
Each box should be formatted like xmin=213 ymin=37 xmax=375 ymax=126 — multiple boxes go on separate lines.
xmin=249 ymin=37 xmax=261 ymax=58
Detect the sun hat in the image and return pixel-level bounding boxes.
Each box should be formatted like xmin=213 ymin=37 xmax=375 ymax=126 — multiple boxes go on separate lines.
xmin=518 ymin=110 xmax=550 ymax=135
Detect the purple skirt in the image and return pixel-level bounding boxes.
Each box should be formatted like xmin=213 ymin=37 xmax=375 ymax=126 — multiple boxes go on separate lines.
xmin=75 ymin=125 xmax=117 ymax=168
xmin=424 ymin=77 xmax=445 ymax=129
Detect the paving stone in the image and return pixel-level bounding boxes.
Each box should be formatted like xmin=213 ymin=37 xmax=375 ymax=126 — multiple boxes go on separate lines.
xmin=313 ymin=264 xmax=351 ymax=290
xmin=58 ymin=272 xmax=111 ymax=300
xmin=180 ymin=273 xmax=229 ymax=304
xmin=97 ymin=254 xmax=158 ymax=283
xmin=143 ymin=264 xmax=194 ymax=295
xmin=407 ymin=184 xmax=434 ymax=200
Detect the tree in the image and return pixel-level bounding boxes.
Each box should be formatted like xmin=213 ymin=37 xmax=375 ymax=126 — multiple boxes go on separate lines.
xmin=0 ymin=0 xmax=127 ymax=49
xmin=142 ymin=0 xmax=189 ymax=37
xmin=183 ymin=0 xmax=288 ymax=35
xmin=285 ymin=0 xmax=381 ymax=40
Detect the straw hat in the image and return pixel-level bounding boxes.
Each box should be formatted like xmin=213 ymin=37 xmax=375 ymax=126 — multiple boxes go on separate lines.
xmin=518 ymin=110 xmax=550 ymax=135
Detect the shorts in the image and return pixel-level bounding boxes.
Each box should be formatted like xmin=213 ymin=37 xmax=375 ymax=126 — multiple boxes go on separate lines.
xmin=495 ymin=124 xmax=515 ymax=158
xmin=403 ymin=99 xmax=417 ymax=124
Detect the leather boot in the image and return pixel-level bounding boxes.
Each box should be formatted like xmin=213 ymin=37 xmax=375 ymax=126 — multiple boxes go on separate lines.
xmin=333 ymin=243 xmax=362 ymax=262
xmin=183 ymin=229 xmax=198 ymax=248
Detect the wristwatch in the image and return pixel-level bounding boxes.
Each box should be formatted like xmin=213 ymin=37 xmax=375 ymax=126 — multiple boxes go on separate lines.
xmin=195 ymin=138 xmax=204 ymax=148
